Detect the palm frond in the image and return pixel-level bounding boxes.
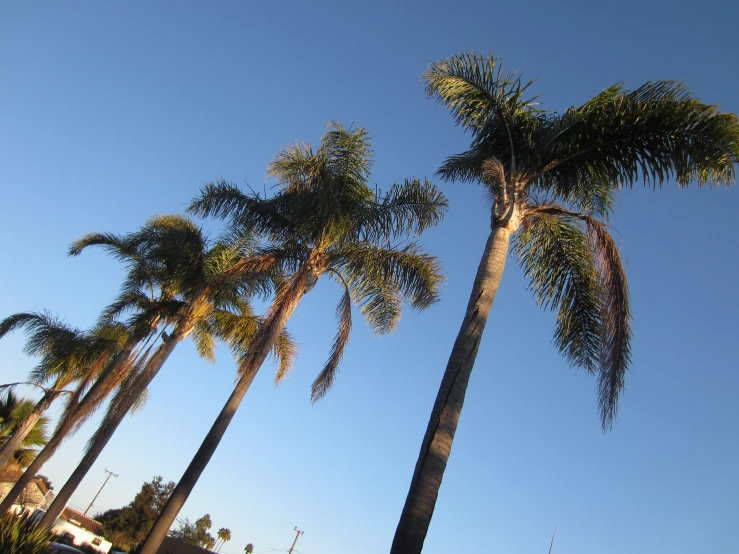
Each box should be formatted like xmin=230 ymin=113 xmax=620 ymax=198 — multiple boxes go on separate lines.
xmin=272 ymin=328 xmax=298 ymax=385
xmin=329 ymin=242 xmax=444 ymax=333
xmin=357 ymin=178 xmax=448 ymax=242
xmin=189 ymin=180 xmax=297 ymax=239
xmin=311 ymin=276 xmax=352 ymax=402
xmin=192 ymin=320 xmax=217 ymax=363
xmin=517 ymin=205 xmax=632 ymax=427
xmin=425 ymin=52 xmax=543 ymax=182
xmin=583 ymin=217 xmax=631 ymax=429
xmin=513 ymin=213 xmax=602 ymax=372
xmin=535 ymin=81 xmax=739 ymax=194
xmin=68 ymin=232 xmax=136 ymax=259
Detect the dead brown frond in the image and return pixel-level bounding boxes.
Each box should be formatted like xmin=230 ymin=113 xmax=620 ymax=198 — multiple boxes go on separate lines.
xmin=584 ymin=217 xmax=632 ymax=429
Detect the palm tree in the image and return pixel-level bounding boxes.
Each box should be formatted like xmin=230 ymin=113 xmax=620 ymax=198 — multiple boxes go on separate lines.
xmin=0 ymin=224 xmax=185 ymax=516
xmin=0 ymin=312 xmax=123 ymax=469
xmin=0 ymin=313 xmax=82 ymax=469
xmin=38 ymin=215 xmax=291 ymax=527
xmin=0 ymin=390 xmax=49 ymax=470
xmin=214 ymin=527 xmax=231 ymax=553
xmin=138 ymin=122 xmax=447 ymax=554
xmin=390 ymin=52 xmax=739 ymax=554
xmin=0 ymin=319 xmax=154 ymax=515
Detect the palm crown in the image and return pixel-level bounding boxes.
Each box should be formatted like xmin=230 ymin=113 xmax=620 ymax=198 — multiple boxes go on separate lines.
xmin=190 ymin=121 xmax=447 ymax=399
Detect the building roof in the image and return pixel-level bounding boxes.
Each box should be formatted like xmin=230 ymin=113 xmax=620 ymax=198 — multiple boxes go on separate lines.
xmin=59 ymin=507 xmax=105 ymax=536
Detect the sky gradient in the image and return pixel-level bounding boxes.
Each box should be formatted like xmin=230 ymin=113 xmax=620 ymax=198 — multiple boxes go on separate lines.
xmin=1 ymin=2 xmax=738 ymax=554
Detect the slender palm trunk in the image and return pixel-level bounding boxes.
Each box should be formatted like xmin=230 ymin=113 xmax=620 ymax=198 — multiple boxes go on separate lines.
xmin=38 ymin=323 xmax=193 ymax=528
xmin=390 ymin=222 xmax=514 ymax=554
xmin=0 ymin=391 xmax=57 ymax=468
xmin=0 ymin=338 xmax=142 ymax=515
xmin=139 ymin=270 xmax=316 ymax=554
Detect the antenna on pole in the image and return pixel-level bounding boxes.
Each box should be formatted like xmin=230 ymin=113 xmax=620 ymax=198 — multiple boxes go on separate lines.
xmin=83 ymin=468 xmax=118 ymax=516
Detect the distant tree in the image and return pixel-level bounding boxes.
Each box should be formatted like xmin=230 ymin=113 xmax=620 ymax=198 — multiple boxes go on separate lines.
xmin=245 ymin=544 xmax=254 ymax=554
xmin=214 ymin=527 xmax=231 ymax=553
xmin=35 ymin=475 xmax=53 ymax=491
xmin=95 ymin=476 xmax=175 ymax=552
xmin=169 ymin=513 xmax=216 ymax=549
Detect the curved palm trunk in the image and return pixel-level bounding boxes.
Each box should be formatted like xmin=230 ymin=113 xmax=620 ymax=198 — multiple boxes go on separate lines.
xmin=0 ymin=391 xmax=58 ymax=468
xmin=38 ymin=322 xmax=193 ymax=528
xmin=139 ymin=270 xmax=316 ymax=554
xmin=0 ymin=338 xmax=142 ymax=515
xmin=390 ymin=223 xmax=513 ymax=554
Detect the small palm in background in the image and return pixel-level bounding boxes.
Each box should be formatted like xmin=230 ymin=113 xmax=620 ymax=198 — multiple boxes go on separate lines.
xmin=0 ymin=390 xmax=48 ymax=471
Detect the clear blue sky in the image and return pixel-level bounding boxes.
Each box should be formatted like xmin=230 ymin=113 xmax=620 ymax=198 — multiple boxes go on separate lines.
xmin=1 ymin=2 xmax=737 ymax=553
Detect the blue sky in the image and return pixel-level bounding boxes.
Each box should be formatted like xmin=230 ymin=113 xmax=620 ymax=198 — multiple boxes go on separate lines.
xmin=1 ymin=2 xmax=737 ymax=553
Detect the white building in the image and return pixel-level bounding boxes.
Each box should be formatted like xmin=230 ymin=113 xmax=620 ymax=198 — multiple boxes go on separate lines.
xmin=45 ymin=506 xmax=113 ymax=554
xmin=0 ymin=468 xmax=112 ymax=553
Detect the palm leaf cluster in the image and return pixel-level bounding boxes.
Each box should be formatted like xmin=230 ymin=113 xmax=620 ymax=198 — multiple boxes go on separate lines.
xmin=0 ymin=391 xmax=49 ymax=470
xmin=189 ymin=121 xmax=446 ymax=401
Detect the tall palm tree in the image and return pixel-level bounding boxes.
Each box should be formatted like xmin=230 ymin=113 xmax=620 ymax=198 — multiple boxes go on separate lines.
xmin=138 ymin=122 xmax=447 ymax=554
xmin=38 ymin=215 xmax=291 ymax=527
xmin=0 ymin=390 xmax=49 ymax=470
xmin=390 ymin=52 xmax=739 ymax=554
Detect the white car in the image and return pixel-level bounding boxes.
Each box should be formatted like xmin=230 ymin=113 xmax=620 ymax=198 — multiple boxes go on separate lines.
xmin=48 ymin=544 xmax=85 ymax=554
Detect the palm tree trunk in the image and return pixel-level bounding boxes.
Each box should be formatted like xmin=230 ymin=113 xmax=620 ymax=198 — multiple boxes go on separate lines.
xmin=0 ymin=338 xmax=142 ymax=515
xmin=38 ymin=323 xmax=193 ymax=528
xmin=0 ymin=391 xmax=57 ymax=468
xmin=390 ymin=223 xmax=513 ymax=554
xmin=139 ymin=269 xmax=316 ymax=554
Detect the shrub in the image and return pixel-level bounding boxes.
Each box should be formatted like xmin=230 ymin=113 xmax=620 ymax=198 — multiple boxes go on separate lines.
xmin=0 ymin=511 xmax=54 ymax=554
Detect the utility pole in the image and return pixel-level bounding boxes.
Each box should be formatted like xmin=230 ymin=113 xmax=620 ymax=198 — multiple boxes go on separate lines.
xmin=83 ymin=468 xmax=118 ymax=516
xmin=288 ymin=527 xmax=304 ymax=554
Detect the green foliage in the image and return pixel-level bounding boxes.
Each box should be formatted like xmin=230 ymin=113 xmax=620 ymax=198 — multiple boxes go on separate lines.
xmin=95 ymin=476 xmax=175 ymax=552
xmin=0 ymin=512 xmax=54 ymax=554
xmin=169 ymin=513 xmax=216 ymax=550
xmin=0 ymin=390 xmax=49 ymax=469
xmin=190 ymin=122 xmax=447 ymax=401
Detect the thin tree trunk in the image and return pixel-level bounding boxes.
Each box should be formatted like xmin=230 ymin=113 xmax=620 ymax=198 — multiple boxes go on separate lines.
xmin=139 ymin=270 xmax=316 ymax=554
xmin=390 ymin=223 xmax=513 ymax=554
xmin=38 ymin=322 xmax=193 ymax=528
xmin=0 ymin=337 xmax=142 ymax=515
xmin=0 ymin=391 xmax=57 ymax=468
